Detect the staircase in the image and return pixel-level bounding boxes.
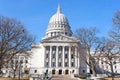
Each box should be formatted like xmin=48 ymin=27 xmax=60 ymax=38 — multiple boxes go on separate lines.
xmin=48 ymin=75 xmax=79 ymax=80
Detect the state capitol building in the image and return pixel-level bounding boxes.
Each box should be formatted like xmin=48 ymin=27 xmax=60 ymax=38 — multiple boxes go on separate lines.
xmin=30 ymin=4 xmax=87 ymax=77
xmin=1 ymin=4 xmax=120 ymax=80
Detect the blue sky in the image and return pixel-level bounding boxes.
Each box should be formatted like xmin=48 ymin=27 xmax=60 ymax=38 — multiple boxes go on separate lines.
xmin=0 ymin=0 xmax=120 ymax=42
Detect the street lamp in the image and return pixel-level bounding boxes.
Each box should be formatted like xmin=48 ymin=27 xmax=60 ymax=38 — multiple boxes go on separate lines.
xmin=18 ymin=60 xmax=23 ymax=80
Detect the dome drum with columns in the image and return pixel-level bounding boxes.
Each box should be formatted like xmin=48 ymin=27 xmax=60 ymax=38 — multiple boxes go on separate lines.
xmin=30 ymin=4 xmax=87 ymax=78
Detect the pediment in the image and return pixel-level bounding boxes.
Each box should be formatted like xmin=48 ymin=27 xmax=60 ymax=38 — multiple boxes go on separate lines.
xmin=41 ymin=35 xmax=79 ymax=43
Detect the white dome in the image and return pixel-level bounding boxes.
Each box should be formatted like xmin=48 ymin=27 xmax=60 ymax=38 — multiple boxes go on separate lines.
xmin=49 ymin=11 xmax=68 ymax=24
xmin=45 ymin=4 xmax=72 ymax=38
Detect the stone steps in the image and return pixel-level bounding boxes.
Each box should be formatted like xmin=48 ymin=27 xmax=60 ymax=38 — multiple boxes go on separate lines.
xmin=48 ymin=75 xmax=79 ymax=80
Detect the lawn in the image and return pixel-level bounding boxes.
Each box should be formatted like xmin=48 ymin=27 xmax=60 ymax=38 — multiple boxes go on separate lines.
xmin=104 ymin=77 xmax=120 ymax=80
xmin=0 ymin=77 xmax=29 ymax=80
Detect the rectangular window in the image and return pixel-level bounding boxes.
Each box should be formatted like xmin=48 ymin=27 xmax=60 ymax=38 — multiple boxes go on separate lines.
xmin=65 ymin=62 xmax=68 ymax=67
xmin=65 ymin=47 xmax=69 ymax=51
xmin=25 ymin=60 xmax=28 ymax=63
xmin=71 ymin=47 xmax=75 ymax=51
xmin=101 ymin=61 xmax=103 ymax=64
xmin=34 ymin=70 xmax=37 ymax=73
xmin=71 ymin=54 xmax=74 ymax=58
xmin=52 ymin=62 xmax=55 ymax=67
xmin=65 ymin=54 xmax=68 ymax=58
xmin=58 ymin=62 xmax=62 ymax=67
xmin=59 ymin=54 xmax=61 ymax=58
xmin=46 ymin=46 xmax=50 ymax=51
xmin=58 ymin=46 xmax=62 ymax=51
xmin=46 ymin=54 xmax=49 ymax=58
xmin=45 ymin=62 xmax=49 ymax=67
xmin=52 ymin=54 xmax=55 ymax=58
xmin=52 ymin=46 xmax=56 ymax=51
xmin=71 ymin=62 xmax=74 ymax=67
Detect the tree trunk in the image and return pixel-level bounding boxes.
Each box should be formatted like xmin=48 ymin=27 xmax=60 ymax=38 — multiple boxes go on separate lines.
xmin=12 ymin=69 xmax=17 ymax=78
xmin=13 ymin=71 xmax=16 ymax=78
xmin=88 ymin=48 xmax=97 ymax=77
xmin=110 ymin=63 xmax=114 ymax=80
xmin=90 ymin=60 xmax=97 ymax=77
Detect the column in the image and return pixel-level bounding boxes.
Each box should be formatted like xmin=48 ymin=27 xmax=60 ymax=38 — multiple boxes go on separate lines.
xmin=75 ymin=47 xmax=81 ymax=74
xmin=77 ymin=47 xmax=80 ymax=68
xmin=49 ymin=46 xmax=52 ymax=67
xmin=69 ymin=46 xmax=71 ymax=67
xmin=56 ymin=46 xmax=58 ymax=67
xmin=62 ymin=46 xmax=64 ymax=67
xmin=75 ymin=47 xmax=77 ymax=68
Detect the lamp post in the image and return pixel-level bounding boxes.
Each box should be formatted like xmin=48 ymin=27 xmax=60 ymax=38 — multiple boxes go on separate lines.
xmin=18 ymin=59 xmax=23 ymax=80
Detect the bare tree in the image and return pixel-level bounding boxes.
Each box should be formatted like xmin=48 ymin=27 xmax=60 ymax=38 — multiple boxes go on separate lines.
xmin=0 ymin=16 xmax=34 ymax=73
xmin=75 ymin=27 xmax=103 ymax=77
xmin=102 ymin=11 xmax=120 ymax=80
xmin=100 ymin=39 xmax=120 ymax=80
xmin=109 ymin=11 xmax=120 ymax=43
xmin=10 ymin=59 xmax=19 ymax=78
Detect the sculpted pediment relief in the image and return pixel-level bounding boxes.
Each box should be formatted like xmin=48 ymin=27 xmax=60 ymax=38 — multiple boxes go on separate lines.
xmin=41 ymin=35 xmax=79 ymax=42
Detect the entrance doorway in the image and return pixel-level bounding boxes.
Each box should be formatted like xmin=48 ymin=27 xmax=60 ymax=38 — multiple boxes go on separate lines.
xmin=65 ymin=69 xmax=69 ymax=74
xmin=52 ymin=69 xmax=56 ymax=75
xmin=59 ymin=69 xmax=62 ymax=75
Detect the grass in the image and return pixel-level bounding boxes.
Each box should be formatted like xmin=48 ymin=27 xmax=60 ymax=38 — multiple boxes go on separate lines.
xmin=74 ymin=75 xmax=87 ymax=79
xmin=104 ymin=77 xmax=120 ymax=80
xmin=0 ymin=77 xmax=29 ymax=80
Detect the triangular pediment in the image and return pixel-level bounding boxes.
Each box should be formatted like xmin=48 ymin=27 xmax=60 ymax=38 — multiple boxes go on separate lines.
xmin=41 ymin=35 xmax=79 ymax=43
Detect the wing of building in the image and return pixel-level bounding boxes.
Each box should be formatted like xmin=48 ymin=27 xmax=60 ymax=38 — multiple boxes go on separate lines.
xmin=30 ymin=4 xmax=87 ymax=78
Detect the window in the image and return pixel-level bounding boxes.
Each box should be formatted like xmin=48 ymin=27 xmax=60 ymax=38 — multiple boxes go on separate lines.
xmin=114 ymin=61 xmax=116 ymax=64
xmin=71 ymin=62 xmax=74 ymax=67
xmin=45 ymin=62 xmax=49 ymax=67
xmin=71 ymin=47 xmax=75 ymax=51
xmin=59 ymin=54 xmax=61 ymax=58
xmin=83 ymin=70 xmax=85 ymax=73
xmin=58 ymin=62 xmax=62 ymax=67
xmin=72 ymin=70 xmax=74 ymax=73
xmin=65 ymin=62 xmax=68 ymax=67
xmin=52 ymin=54 xmax=55 ymax=58
xmin=65 ymin=47 xmax=69 ymax=51
xmin=52 ymin=62 xmax=55 ymax=67
xmin=25 ymin=70 xmax=29 ymax=74
xmin=58 ymin=46 xmax=62 ymax=51
xmin=115 ymin=66 xmax=117 ymax=69
xmin=25 ymin=60 xmax=28 ymax=63
xmin=65 ymin=54 xmax=68 ymax=58
xmin=71 ymin=54 xmax=74 ymax=58
xmin=52 ymin=46 xmax=56 ymax=51
xmin=58 ymin=31 xmax=60 ymax=34
xmin=20 ymin=60 xmax=23 ymax=63
xmin=34 ymin=70 xmax=37 ymax=73
xmin=101 ymin=61 xmax=103 ymax=64
xmin=65 ymin=32 xmax=67 ymax=35
xmin=46 ymin=54 xmax=49 ymax=58
xmin=51 ymin=32 xmax=53 ymax=36
xmin=46 ymin=46 xmax=50 ymax=51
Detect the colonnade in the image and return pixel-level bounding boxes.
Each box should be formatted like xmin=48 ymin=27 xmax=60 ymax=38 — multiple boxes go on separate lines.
xmin=44 ymin=46 xmax=79 ymax=68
